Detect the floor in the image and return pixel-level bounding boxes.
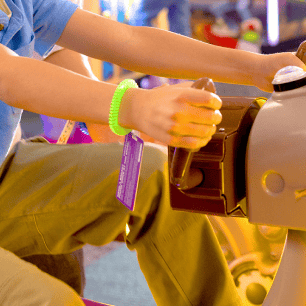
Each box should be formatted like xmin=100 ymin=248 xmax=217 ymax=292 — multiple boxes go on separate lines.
xmin=83 ymin=243 xmax=156 ymax=306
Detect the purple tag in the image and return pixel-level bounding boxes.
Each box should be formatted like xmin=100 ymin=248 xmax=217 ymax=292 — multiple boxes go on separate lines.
xmin=82 ymin=298 xmax=113 ymax=305
xmin=116 ymin=132 xmax=144 ymax=210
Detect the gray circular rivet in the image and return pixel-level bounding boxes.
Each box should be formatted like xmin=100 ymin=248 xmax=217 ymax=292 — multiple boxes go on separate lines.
xmin=262 ymin=171 xmax=285 ymax=195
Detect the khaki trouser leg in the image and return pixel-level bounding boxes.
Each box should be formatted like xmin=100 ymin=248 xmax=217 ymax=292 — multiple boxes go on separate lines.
xmin=0 ymin=247 xmax=84 ymax=306
xmin=22 ymin=249 xmax=86 ymax=296
xmin=0 ymin=138 xmax=242 ymax=306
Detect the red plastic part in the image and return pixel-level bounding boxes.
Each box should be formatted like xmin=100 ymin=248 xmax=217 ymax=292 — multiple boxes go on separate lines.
xmin=202 ymin=24 xmax=238 ymax=49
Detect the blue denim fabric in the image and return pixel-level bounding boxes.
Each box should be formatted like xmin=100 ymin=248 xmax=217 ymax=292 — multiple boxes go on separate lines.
xmin=0 ymin=0 xmax=78 ymax=164
xmin=0 ymin=102 xmax=22 ymax=165
xmin=127 ymin=0 xmax=191 ymax=37
xmin=210 ymin=0 xmax=252 ymax=30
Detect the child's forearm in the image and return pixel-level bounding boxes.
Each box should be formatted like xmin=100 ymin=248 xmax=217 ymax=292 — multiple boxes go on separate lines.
xmin=43 ymin=48 xmax=123 ymax=142
xmin=44 ymin=48 xmax=97 ymax=81
xmin=58 ymin=9 xmax=260 ymax=86
xmin=120 ymin=27 xmax=259 ymax=85
xmin=0 ymin=49 xmax=117 ymax=126
xmin=58 ymin=9 xmax=305 ymax=93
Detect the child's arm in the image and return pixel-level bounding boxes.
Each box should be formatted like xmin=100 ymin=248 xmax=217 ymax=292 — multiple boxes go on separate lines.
xmin=41 ymin=47 xmax=122 ymax=143
xmin=57 ymin=9 xmax=306 ymax=93
xmin=43 ymin=48 xmax=97 ymax=81
xmin=0 ymin=44 xmax=116 ymax=125
xmin=0 ymin=44 xmax=221 ymax=149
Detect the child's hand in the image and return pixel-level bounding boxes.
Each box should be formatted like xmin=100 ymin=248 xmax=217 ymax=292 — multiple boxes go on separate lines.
xmin=121 ymin=81 xmax=222 ymax=150
xmin=255 ymin=52 xmax=306 ymax=92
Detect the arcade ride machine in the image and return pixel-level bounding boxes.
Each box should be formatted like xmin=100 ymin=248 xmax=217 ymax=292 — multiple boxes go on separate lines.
xmin=169 ymin=41 xmax=306 ymax=306
xmin=81 ymin=43 xmax=306 ymax=306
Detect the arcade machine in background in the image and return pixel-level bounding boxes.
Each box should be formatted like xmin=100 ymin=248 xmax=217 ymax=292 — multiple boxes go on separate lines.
xmin=190 ymin=0 xmax=306 ymax=53
xmin=190 ymin=0 xmax=269 ymax=100
xmin=190 ymin=0 xmax=263 ymax=52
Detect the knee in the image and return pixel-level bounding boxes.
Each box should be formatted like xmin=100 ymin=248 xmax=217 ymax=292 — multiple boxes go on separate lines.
xmin=45 ymin=283 xmax=85 ymax=306
xmin=27 ymin=264 xmax=85 ymax=306
xmin=2 ymin=262 xmax=84 ymax=306
xmin=0 ymin=247 xmax=85 ymax=306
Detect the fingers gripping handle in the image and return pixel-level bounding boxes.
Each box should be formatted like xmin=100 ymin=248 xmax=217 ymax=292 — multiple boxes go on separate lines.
xmin=169 ymin=78 xmax=216 ymax=190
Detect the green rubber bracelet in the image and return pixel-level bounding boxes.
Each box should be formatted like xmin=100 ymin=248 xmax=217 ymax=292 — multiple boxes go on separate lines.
xmin=109 ymin=79 xmax=139 ymax=136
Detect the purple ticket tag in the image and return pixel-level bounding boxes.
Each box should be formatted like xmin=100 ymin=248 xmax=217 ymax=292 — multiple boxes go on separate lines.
xmin=116 ymin=132 xmax=144 ymax=210
xmin=82 ymin=298 xmax=113 ymax=306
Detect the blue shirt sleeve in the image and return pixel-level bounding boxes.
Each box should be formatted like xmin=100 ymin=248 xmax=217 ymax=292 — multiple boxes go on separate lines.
xmin=33 ymin=0 xmax=79 ymax=57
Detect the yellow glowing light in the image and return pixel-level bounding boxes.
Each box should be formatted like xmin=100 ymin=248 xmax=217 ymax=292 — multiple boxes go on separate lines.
xmin=126 ymin=223 xmax=130 ymax=236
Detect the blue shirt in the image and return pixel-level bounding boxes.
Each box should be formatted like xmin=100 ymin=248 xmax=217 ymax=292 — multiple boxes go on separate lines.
xmin=0 ymin=0 xmax=78 ymax=164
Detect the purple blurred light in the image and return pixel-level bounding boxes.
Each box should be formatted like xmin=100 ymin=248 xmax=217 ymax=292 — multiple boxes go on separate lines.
xmin=267 ymin=0 xmax=279 ymax=46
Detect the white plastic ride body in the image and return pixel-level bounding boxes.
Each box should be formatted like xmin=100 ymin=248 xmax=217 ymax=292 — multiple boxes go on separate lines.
xmin=247 ymin=66 xmax=306 ymax=305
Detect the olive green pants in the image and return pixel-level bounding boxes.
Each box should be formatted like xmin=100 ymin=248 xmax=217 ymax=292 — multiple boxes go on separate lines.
xmin=0 ymin=138 xmax=242 ymax=306
xmin=22 ymin=248 xmax=85 ymax=296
